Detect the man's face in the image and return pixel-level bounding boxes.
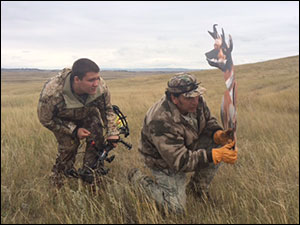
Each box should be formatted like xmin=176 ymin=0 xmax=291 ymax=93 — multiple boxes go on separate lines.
xmin=171 ymin=94 xmax=199 ymax=114
xmin=75 ymin=72 xmax=100 ymax=95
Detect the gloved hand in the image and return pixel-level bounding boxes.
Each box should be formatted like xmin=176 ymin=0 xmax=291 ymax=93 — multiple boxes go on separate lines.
xmin=212 ymin=141 xmax=237 ymax=165
xmin=213 ymin=128 xmax=233 ymax=145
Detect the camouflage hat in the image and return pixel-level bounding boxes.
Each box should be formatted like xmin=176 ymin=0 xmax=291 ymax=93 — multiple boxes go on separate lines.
xmin=167 ymin=73 xmax=206 ymax=97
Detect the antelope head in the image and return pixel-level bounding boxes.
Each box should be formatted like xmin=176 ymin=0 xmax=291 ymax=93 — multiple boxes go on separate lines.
xmin=205 ymin=24 xmax=233 ymax=72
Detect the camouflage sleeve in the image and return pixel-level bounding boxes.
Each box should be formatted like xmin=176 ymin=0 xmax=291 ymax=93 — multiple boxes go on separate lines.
xmin=149 ymin=120 xmax=210 ymax=173
xmin=201 ymin=98 xmax=223 ymax=137
xmin=37 ymin=97 xmax=76 ymax=136
xmin=101 ymin=83 xmax=119 ymax=137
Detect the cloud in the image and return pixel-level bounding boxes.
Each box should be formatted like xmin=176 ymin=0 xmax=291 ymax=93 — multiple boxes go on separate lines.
xmin=1 ymin=1 xmax=299 ymax=69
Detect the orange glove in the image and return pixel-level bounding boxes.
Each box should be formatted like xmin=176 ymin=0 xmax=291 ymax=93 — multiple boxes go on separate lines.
xmin=212 ymin=141 xmax=237 ymax=165
xmin=213 ymin=128 xmax=234 ymax=145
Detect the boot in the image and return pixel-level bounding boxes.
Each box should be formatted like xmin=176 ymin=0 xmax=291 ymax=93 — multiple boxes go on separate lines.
xmin=49 ymin=171 xmax=65 ymax=189
xmin=78 ymin=167 xmax=94 ymax=184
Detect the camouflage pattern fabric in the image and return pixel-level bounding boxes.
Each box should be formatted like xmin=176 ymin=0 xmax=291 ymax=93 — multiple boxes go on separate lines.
xmin=131 ymin=136 xmax=220 ymax=213
xmin=129 ymin=168 xmax=187 ymax=214
xmin=135 ymin=84 xmax=223 ymax=210
xmin=167 ymin=73 xmax=206 ymax=97
xmin=50 ymin=109 xmax=106 ymax=186
xmin=38 ymin=68 xmax=119 ymax=186
xmin=38 ymin=68 xmax=119 ymax=137
xmin=186 ymin=135 xmax=221 ymax=197
xmin=138 ymin=95 xmax=223 ymax=174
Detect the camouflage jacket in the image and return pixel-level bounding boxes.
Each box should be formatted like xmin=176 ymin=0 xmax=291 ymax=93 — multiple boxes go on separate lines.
xmin=138 ymin=95 xmax=222 ymax=174
xmin=37 ymin=68 xmax=119 ymax=137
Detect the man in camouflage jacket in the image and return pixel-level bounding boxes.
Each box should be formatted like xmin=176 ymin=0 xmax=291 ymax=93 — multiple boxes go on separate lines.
xmin=37 ymin=58 xmax=119 ymax=187
xmin=129 ymin=73 xmax=237 ymax=213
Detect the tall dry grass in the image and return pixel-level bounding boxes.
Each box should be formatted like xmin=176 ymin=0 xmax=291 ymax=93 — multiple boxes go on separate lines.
xmin=1 ymin=56 xmax=299 ymax=223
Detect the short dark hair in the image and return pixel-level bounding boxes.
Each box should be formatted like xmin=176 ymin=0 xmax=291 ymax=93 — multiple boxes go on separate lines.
xmin=165 ymin=90 xmax=181 ymax=101
xmin=71 ymin=58 xmax=100 ymax=81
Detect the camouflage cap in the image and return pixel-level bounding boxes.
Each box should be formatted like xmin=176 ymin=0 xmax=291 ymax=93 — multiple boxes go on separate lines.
xmin=167 ymin=73 xmax=206 ymax=97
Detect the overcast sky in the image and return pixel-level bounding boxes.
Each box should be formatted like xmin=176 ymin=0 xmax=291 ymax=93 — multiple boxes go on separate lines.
xmin=1 ymin=1 xmax=299 ymax=69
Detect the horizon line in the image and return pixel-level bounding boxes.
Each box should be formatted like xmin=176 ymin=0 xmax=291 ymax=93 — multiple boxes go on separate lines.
xmin=1 ymin=55 xmax=299 ymax=71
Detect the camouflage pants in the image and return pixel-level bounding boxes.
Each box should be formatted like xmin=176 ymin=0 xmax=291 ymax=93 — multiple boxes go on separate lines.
xmin=130 ymin=168 xmax=187 ymax=214
xmin=186 ymin=134 xmax=221 ymax=197
xmin=130 ymin=135 xmax=220 ymax=213
xmin=50 ymin=111 xmax=105 ymax=186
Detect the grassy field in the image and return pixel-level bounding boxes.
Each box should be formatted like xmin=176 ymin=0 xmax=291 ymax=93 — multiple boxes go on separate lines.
xmin=1 ymin=56 xmax=299 ymax=224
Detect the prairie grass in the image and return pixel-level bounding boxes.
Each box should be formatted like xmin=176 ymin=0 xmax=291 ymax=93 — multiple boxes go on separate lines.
xmin=1 ymin=56 xmax=299 ymax=223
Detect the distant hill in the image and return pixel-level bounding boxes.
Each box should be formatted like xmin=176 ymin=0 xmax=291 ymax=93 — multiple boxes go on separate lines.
xmin=1 ymin=55 xmax=298 ymax=82
xmin=0 ymin=67 xmax=201 ymax=82
xmin=102 ymin=68 xmax=201 ymax=72
xmin=1 ymin=68 xmax=60 ymax=72
xmin=1 ymin=67 xmax=198 ymax=73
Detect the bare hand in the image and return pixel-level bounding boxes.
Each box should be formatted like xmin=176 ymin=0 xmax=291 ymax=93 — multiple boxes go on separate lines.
xmin=77 ymin=128 xmax=91 ymax=140
xmin=107 ymin=135 xmax=120 ymax=148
